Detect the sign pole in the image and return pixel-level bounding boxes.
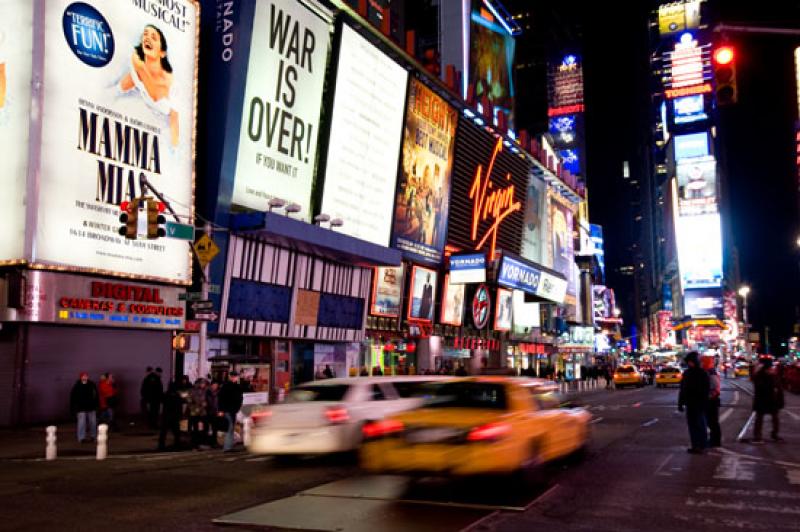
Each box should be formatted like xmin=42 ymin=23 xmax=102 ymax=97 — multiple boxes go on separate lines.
xmin=198 ymin=222 xmax=211 ymax=380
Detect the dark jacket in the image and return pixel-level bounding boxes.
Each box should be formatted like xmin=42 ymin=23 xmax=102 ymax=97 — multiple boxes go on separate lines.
xmin=161 ymin=385 xmax=184 ymax=422
xmin=218 ymin=381 xmax=244 ymax=414
xmin=678 ymin=366 xmax=710 ymax=409
xmin=752 ymin=367 xmax=784 ymax=413
xmin=70 ymin=380 xmax=99 ymax=413
xmin=141 ymin=373 xmax=164 ymax=403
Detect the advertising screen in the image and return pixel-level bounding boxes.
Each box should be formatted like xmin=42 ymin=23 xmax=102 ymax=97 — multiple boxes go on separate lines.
xmin=548 ymin=54 xmax=584 ymax=110
xmin=512 ymin=290 xmax=539 ymax=329
xmin=494 ymin=287 xmax=512 ymax=331
xmin=320 ymin=24 xmax=408 ymax=246
xmin=232 ymin=0 xmax=331 ymax=218
xmin=36 ymin=0 xmax=198 ymax=283
xmin=449 ymin=253 xmax=486 ymax=284
xmin=370 ymin=265 xmax=404 ymax=317
xmin=589 ymin=224 xmax=605 ymax=280
xmin=676 ymin=213 xmax=723 ymax=289
xmin=658 ymin=1 xmax=701 ymax=36
xmin=469 ymin=5 xmax=515 ymax=127
xmin=407 ymin=265 xmax=437 ymax=322
xmin=392 ymin=78 xmax=457 ymax=263
xmin=548 ymin=114 xmax=577 ymax=146
xmin=0 ymin=0 xmax=32 ymax=262
xmin=521 ymin=174 xmax=547 ymax=266
xmin=550 ymin=200 xmax=576 ymax=297
xmin=440 ymin=274 xmax=465 ymax=326
xmin=673 ymin=94 xmax=707 ymax=124
xmin=684 ymin=288 xmax=724 ymax=318
xmin=559 ymin=149 xmax=580 ymax=175
xmin=676 ymin=156 xmax=717 ymax=215
xmin=674 ymin=132 xmax=709 ymax=160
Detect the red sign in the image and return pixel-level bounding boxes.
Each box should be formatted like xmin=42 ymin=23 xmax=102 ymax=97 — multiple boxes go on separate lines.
xmin=472 ymin=284 xmax=491 ymax=330
xmin=469 ymin=138 xmax=522 ymax=258
xmin=547 ymin=104 xmax=585 ymax=117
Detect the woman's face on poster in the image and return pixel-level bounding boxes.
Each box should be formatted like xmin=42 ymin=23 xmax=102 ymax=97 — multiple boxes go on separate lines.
xmin=141 ymin=26 xmax=165 ymax=60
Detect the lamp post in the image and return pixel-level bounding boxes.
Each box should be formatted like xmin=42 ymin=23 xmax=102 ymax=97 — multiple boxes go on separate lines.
xmin=738 ymin=285 xmax=750 ymax=356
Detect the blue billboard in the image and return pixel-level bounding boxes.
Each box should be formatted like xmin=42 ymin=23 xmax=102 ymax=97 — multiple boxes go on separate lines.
xmin=674 ymin=132 xmax=709 ymax=160
xmin=673 ymin=94 xmax=707 ymax=124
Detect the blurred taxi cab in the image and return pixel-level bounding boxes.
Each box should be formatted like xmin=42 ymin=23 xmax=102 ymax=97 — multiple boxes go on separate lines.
xmin=360 ymin=377 xmax=591 ymax=476
xmin=655 ymin=367 xmax=681 ymax=387
xmin=734 ymin=363 xmax=751 ymax=378
xmin=248 ymin=376 xmax=443 ymax=455
xmin=613 ymin=365 xmax=644 ymax=388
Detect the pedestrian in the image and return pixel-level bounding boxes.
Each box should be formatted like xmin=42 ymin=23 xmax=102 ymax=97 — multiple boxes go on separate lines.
xmin=218 ymin=371 xmax=244 ymax=452
xmin=98 ymin=373 xmax=119 ymax=431
xmin=158 ymin=381 xmax=184 ymax=451
xmin=140 ymin=367 xmax=164 ymax=429
xmin=186 ymin=378 xmax=209 ymax=449
xmin=751 ymin=357 xmax=784 ymax=443
xmin=678 ymin=351 xmax=710 ymax=454
xmin=603 ymin=366 xmax=612 ymax=389
xmin=703 ymin=356 xmax=722 ymax=448
xmin=70 ymin=372 xmax=99 ymax=443
xmin=455 ymin=364 xmax=468 ymax=376
xmin=206 ymin=381 xmax=222 ymax=448
xmin=359 ymin=366 xmax=369 ymax=377
xmin=323 ymin=364 xmax=335 ymax=379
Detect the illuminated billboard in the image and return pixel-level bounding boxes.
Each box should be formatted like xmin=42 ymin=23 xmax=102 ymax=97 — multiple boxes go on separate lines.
xmin=548 ymin=54 xmax=584 ymax=110
xmin=521 ymin=174 xmax=547 ymax=266
xmin=469 ymin=2 xmax=515 ymax=127
xmin=550 ymin=199 xmax=576 ymax=298
xmin=407 ymin=265 xmax=437 ymax=322
xmin=658 ymin=1 xmax=701 ymax=36
xmin=392 ymin=78 xmax=457 ymax=263
xmin=684 ymin=288 xmax=723 ymax=318
xmin=232 ymin=0 xmax=332 ymax=219
xmin=34 ymin=0 xmax=198 ymax=283
xmin=676 ymin=156 xmax=717 ymax=215
xmin=449 ymin=253 xmax=486 ymax=285
xmin=665 ymin=33 xmax=710 ymax=89
xmin=673 ymin=94 xmax=707 ymax=124
xmin=441 ymin=274 xmax=466 ymax=326
xmin=320 ymin=24 xmax=408 ymax=246
xmin=370 ymin=265 xmax=404 ymax=317
xmin=674 ymin=132 xmax=709 ymax=160
xmin=494 ymin=287 xmax=512 ymax=331
xmin=676 ymin=213 xmax=723 ymax=289
xmin=0 ymin=0 xmax=32 ymax=262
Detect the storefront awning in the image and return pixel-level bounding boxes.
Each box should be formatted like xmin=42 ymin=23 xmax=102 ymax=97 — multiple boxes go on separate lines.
xmin=230 ymin=212 xmax=402 ymax=267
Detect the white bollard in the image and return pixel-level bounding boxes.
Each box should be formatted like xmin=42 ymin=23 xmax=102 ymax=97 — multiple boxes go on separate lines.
xmin=45 ymin=425 xmax=57 ymax=461
xmin=96 ymin=424 xmax=108 ymax=460
xmin=243 ymin=417 xmax=253 ymax=447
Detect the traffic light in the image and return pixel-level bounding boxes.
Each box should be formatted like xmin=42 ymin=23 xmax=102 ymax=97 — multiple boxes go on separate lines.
xmin=713 ymin=45 xmax=737 ymax=105
xmin=146 ymin=200 xmax=167 ymax=239
xmin=172 ymin=333 xmax=188 ymax=351
xmin=118 ymin=199 xmax=139 ymax=239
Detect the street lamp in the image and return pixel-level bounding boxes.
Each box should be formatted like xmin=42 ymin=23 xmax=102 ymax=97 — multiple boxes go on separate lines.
xmin=738 ymin=285 xmax=750 ymax=356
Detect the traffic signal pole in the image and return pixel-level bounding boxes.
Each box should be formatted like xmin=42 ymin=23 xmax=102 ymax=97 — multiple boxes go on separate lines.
xmin=197 ymin=222 xmax=211 ymax=381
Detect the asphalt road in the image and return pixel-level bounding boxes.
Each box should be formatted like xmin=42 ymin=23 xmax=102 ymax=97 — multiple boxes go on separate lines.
xmin=2 ymin=377 xmax=798 ymax=532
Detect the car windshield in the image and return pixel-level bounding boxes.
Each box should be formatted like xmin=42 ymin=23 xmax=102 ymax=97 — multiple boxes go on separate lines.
xmin=616 ymin=367 xmax=635 ymax=373
xmin=660 ymin=368 xmax=679 ymax=374
xmin=421 ymin=382 xmax=507 ymax=410
xmin=393 ymin=381 xmax=436 ymax=398
xmin=287 ymin=384 xmax=350 ymax=402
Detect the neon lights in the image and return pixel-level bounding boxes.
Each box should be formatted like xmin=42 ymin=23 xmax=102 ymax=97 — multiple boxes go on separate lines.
xmin=665 ymin=83 xmax=712 ymax=99
xmin=468 ymin=138 xmax=522 ymax=258
xmin=670 ymin=35 xmax=704 ymax=88
xmin=548 ymin=104 xmax=585 ymax=117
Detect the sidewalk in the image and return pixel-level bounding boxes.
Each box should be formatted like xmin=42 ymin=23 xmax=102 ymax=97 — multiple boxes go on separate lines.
xmin=0 ymin=418 xmax=171 ymax=460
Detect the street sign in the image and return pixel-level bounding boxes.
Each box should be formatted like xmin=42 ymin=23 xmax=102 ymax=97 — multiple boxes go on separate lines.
xmin=194 ymin=234 xmax=220 ymax=268
xmin=179 ymin=292 xmax=203 ymax=301
xmin=208 ymin=284 xmax=221 ymax=294
xmin=191 ymin=300 xmax=214 ymax=311
xmin=165 ymin=221 xmax=195 ymax=240
xmin=193 ymin=311 xmax=219 ymax=322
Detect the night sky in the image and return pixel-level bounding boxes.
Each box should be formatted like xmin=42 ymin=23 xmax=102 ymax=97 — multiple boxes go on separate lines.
xmin=554 ymin=1 xmax=800 ymax=350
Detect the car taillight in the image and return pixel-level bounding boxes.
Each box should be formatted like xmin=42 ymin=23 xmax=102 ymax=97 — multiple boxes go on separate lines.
xmin=466 ymin=422 xmax=511 ymax=442
xmin=362 ymin=419 xmax=404 ymax=439
xmin=325 ymin=407 xmax=350 ymax=424
xmin=250 ymin=410 xmax=272 ymax=425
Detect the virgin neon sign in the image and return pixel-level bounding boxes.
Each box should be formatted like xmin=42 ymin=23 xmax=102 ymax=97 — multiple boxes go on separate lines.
xmin=469 ymin=138 xmax=522 ymax=258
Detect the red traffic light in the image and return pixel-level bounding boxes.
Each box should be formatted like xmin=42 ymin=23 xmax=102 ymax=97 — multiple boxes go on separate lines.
xmin=714 ymin=46 xmax=734 ymax=66
xmin=156 ymin=201 xmax=166 ymax=213
xmin=120 ymin=201 xmax=130 ymax=212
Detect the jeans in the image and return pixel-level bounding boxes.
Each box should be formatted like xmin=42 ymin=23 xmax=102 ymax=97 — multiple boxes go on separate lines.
xmin=706 ymin=398 xmax=721 ymax=447
xmin=77 ymin=411 xmax=97 ymax=442
xmin=686 ymin=406 xmax=708 ymax=450
xmin=158 ymin=418 xmax=181 ymax=450
xmin=223 ymin=412 xmax=236 ymax=451
xmin=754 ymin=410 xmax=780 ymax=440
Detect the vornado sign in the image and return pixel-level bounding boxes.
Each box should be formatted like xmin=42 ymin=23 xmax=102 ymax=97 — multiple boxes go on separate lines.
xmin=497 ymin=255 xmax=567 ymax=304
xmin=15 ymin=271 xmax=185 ymax=330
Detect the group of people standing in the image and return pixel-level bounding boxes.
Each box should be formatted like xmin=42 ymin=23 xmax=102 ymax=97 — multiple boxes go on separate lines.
xmin=69 ymin=372 xmax=119 ymax=443
xmin=679 ymin=351 xmax=784 ymax=453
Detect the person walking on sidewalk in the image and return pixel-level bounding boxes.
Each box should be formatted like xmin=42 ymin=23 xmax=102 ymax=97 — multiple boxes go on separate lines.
xmin=206 ymin=381 xmax=222 ymax=448
xmin=751 ymin=356 xmax=784 ymax=443
xmin=158 ymin=381 xmax=184 ymax=451
xmin=141 ymin=367 xmax=164 ymax=429
xmin=186 ymin=378 xmax=209 ymax=449
xmin=98 ymin=373 xmax=119 ymax=431
xmin=678 ymin=351 xmax=710 ymax=454
xmin=218 ymin=371 xmax=244 ymax=452
xmin=703 ymin=356 xmax=722 ymax=448
xmin=70 ymin=372 xmax=99 ymax=443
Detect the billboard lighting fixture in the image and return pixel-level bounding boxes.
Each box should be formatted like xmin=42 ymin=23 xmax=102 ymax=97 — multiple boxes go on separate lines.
xmin=330 ymin=218 xmax=344 ymax=228
xmin=474 ymin=116 xmax=485 ymax=126
xmin=284 ymin=203 xmax=302 ymax=217
xmin=481 ymin=0 xmax=516 ymax=36
xmin=314 ymin=213 xmax=331 ymax=226
xmin=679 ymin=32 xmax=693 ymax=44
xmin=463 ymin=108 xmax=476 ymax=118
xmin=268 ymin=198 xmax=287 ymax=212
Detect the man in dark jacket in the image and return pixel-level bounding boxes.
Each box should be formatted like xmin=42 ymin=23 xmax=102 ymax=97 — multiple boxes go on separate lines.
xmin=141 ymin=367 xmax=164 ymax=429
xmin=678 ymin=351 xmax=710 ymax=454
xmin=158 ymin=381 xmax=184 ymax=451
xmin=751 ymin=357 xmax=784 ymax=443
xmin=70 ymin=372 xmax=99 ymax=443
xmin=218 ymin=371 xmax=244 ymax=452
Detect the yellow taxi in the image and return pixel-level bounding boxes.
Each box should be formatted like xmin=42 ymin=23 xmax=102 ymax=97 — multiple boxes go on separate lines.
xmin=613 ymin=365 xmax=644 ymax=388
xmin=655 ymin=367 xmax=682 ymax=387
xmin=734 ymin=363 xmax=751 ymax=378
xmin=359 ymin=377 xmax=591 ymax=477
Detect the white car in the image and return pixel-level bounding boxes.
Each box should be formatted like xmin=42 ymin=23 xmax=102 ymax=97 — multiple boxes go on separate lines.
xmin=248 ymin=376 xmax=445 ymax=455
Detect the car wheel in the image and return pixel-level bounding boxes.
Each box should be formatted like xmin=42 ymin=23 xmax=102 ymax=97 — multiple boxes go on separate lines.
xmin=513 ymin=440 xmax=545 ymax=488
